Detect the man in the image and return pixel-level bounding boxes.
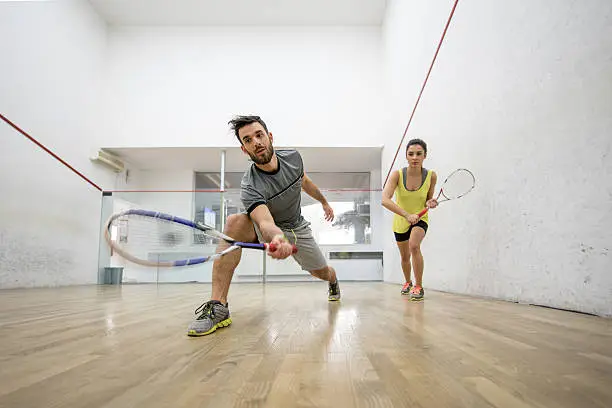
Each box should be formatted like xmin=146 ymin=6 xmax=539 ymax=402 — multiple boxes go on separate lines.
xmin=187 ymin=115 xmax=341 ymax=337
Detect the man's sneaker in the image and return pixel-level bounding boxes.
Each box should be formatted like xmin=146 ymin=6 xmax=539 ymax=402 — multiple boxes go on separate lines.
xmin=401 ymin=281 xmax=413 ymax=295
xmin=409 ymin=285 xmax=424 ymax=301
xmin=328 ymin=280 xmax=341 ymax=301
xmin=187 ymin=300 xmax=231 ymax=337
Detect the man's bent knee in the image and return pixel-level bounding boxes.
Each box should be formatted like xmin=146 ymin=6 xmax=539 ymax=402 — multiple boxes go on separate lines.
xmin=310 ymin=266 xmax=327 ymax=274
xmin=309 ymin=266 xmax=332 ymax=280
xmin=224 ymin=214 xmax=256 ymax=242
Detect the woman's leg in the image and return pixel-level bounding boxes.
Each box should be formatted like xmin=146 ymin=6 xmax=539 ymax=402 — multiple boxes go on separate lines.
xmin=408 ymin=227 xmax=426 ymax=288
xmin=395 ymin=231 xmax=412 ymax=294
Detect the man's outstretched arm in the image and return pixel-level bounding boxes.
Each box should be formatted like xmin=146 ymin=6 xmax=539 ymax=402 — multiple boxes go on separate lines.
xmin=249 ymin=204 xmax=295 ymax=259
xmin=302 ymin=172 xmax=334 ymax=222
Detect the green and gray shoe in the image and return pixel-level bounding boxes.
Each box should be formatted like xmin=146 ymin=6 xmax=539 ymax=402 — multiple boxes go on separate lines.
xmin=328 ymin=280 xmax=341 ymax=301
xmin=187 ymin=300 xmax=231 ymax=336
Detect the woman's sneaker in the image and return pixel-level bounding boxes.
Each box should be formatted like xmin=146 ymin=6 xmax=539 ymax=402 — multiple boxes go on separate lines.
xmin=401 ymin=281 xmax=413 ymax=295
xmin=409 ymin=285 xmax=424 ymax=301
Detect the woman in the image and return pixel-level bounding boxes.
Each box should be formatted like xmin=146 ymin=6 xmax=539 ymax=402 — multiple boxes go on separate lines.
xmin=382 ymin=139 xmax=438 ymax=300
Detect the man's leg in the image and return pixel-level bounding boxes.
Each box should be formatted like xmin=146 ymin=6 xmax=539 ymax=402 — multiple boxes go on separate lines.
xmin=310 ymin=265 xmax=341 ymax=301
xmin=211 ymin=214 xmax=258 ymax=304
xmin=287 ymin=224 xmax=341 ymax=301
xmin=310 ymin=266 xmax=337 ymax=283
xmin=187 ymin=214 xmax=257 ymax=336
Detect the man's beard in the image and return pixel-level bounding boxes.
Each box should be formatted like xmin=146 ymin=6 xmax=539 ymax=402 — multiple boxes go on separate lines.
xmin=249 ymin=145 xmax=274 ymax=165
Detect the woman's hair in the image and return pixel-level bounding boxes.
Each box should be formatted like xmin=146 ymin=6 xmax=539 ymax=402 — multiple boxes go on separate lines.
xmin=406 ymin=138 xmax=427 ymax=155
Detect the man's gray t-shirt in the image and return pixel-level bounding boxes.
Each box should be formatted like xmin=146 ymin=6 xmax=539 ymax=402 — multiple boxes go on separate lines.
xmin=240 ymin=149 xmax=307 ymax=230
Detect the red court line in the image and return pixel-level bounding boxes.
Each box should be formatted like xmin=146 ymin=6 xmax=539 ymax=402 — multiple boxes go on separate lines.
xmin=110 ymin=190 xmax=224 ymax=193
xmin=320 ymin=189 xmax=382 ymax=192
xmin=383 ymin=0 xmax=460 ymax=188
xmin=1 ymin=112 xmax=102 ymax=192
xmin=107 ymin=188 xmax=382 ymax=193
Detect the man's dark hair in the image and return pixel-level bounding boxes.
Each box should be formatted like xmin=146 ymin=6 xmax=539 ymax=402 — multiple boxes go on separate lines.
xmin=228 ymin=115 xmax=269 ymax=143
xmin=406 ymin=138 xmax=427 ymax=155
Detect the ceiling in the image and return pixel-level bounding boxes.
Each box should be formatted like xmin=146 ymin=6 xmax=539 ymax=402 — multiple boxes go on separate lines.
xmin=106 ymin=146 xmax=382 ymax=174
xmin=88 ymin=0 xmax=387 ymax=26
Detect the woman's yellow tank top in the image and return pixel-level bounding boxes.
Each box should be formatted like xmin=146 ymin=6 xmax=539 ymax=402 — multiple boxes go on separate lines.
xmin=392 ymin=168 xmax=431 ymax=233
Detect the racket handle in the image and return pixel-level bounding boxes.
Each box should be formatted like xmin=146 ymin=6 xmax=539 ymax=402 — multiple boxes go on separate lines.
xmin=417 ymin=207 xmax=429 ymax=218
xmin=268 ymin=243 xmax=298 ymax=254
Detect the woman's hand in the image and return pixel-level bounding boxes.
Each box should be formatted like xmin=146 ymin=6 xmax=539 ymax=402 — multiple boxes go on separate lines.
xmin=404 ymin=214 xmax=419 ymax=225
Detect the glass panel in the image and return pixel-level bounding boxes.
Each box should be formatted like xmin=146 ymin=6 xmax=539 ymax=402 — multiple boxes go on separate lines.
xmin=306 ymin=172 xmax=370 ymax=189
xmin=195 ymin=171 xmax=373 ymax=245
xmin=100 ymin=186 xmax=383 ymax=284
xmin=195 ymin=171 xmax=371 ymax=190
xmin=302 ymin=189 xmax=372 ymax=245
xmin=195 ymin=172 xmax=244 ymax=190
xmin=193 ymin=189 xmax=243 ymax=244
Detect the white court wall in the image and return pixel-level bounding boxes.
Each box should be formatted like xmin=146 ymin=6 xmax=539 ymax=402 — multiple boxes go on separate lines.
xmin=0 ymin=0 xmax=116 ymax=288
xmin=382 ymin=0 xmax=612 ymax=316
xmin=104 ymin=26 xmax=385 ymax=148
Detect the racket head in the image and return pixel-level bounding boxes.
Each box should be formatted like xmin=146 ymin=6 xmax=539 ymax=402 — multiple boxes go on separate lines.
xmin=104 ymin=209 xmax=245 ymax=267
xmin=438 ymin=168 xmax=475 ymax=201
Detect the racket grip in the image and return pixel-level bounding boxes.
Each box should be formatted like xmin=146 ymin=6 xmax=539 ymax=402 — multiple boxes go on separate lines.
xmin=268 ymin=243 xmax=298 ymax=254
xmin=417 ymin=207 xmax=429 ymax=218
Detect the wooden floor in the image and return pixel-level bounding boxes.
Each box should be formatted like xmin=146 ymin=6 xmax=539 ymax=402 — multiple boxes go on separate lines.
xmin=0 ymin=282 xmax=610 ymax=408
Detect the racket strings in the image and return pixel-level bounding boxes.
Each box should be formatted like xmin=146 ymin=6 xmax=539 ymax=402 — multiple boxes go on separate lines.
xmin=108 ymin=215 xmax=221 ymax=262
xmin=440 ymin=170 xmax=475 ymax=200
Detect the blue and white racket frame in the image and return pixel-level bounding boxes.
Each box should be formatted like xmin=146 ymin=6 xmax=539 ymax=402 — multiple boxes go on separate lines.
xmin=104 ymin=209 xmax=276 ymax=267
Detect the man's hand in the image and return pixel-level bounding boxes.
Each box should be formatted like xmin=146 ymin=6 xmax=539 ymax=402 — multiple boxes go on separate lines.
xmin=268 ymin=234 xmax=294 ymax=260
xmin=405 ymin=214 xmax=419 ymax=225
xmin=426 ymin=198 xmax=438 ymax=209
xmin=322 ymin=203 xmax=334 ymax=222
xmin=302 ymin=173 xmax=334 ymax=222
